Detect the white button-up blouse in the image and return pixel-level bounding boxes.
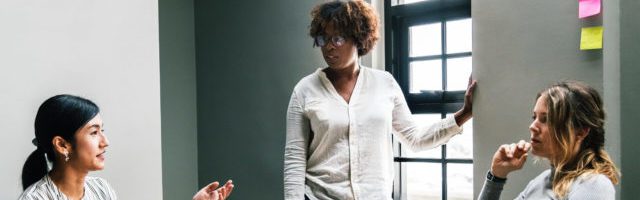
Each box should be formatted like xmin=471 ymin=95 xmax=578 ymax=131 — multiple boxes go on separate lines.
xmin=284 ymin=66 xmax=463 ymax=200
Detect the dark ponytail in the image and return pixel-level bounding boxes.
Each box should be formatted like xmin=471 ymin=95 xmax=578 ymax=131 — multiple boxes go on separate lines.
xmin=21 ymin=94 xmax=99 ymax=190
xmin=21 ymin=149 xmax=48 ymax=190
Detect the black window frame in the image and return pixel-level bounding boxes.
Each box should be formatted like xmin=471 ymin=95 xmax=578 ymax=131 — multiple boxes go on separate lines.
xmin=384 ymin=0 xmax=472 ymax=200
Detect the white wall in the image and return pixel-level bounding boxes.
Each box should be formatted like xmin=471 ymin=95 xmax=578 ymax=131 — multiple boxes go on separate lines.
xmin=0 ymin=0 xmax=162 ymax=199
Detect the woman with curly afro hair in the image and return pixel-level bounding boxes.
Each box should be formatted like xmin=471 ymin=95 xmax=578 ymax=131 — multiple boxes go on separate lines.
xmin=284 ymin=1 xmax=477 ymax=199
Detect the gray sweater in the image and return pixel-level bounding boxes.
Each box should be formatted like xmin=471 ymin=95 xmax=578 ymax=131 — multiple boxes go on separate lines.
xmin=478 ymin=169 xmax=615 ymax=200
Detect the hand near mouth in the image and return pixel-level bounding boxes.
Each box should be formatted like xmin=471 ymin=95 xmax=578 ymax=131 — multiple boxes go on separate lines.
xmin=490 ymin=140 xmax=532 ymax=178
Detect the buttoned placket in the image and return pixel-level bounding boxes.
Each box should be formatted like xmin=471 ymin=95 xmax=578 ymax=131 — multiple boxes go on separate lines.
xmin=348 ymin=69 xmax=363 ymax=200
xmin=318 ymin=68 xmax=365 ymax=200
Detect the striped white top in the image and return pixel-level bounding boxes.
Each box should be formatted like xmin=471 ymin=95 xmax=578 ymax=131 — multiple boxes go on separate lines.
xmin=19 ymin=175 xmax=117 ymax=200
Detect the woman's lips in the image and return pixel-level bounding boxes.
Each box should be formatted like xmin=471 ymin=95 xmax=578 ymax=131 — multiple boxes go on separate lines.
xmin=530 ymin=138 xmax=541 ymax=144
xmin=97 ymin=151 xmax=106 ymax=160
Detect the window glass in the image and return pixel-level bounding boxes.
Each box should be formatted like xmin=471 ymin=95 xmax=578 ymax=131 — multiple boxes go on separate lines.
xmin=392 ymin=0 xmax=436 ymax=6
xmin=447 ymin=163 xmax=474 ymax=200
xmin=446 ymin=56 xmax=472 ymax=91
xmin=410 ymin=59 xmax=442 ymax=93
xmin=410 ymin=23 xmax=442 ymax=57
xmin=406 ymin=163 xmax=442 ymax=200
xmin=446 ymin=18 xmax=472 ymax=54
xmin=446 ymin=114 xmax=473 ymax=159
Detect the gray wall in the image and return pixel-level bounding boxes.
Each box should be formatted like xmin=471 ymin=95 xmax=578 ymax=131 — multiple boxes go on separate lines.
xmin=159 ymin=0 xmax=199 ymax=199
xmin=618 ymin=0 xmax=640 ymax=198
xmin=193 ymin=0 xmax=323 ymax=199
xmin=603 ymin=0 xmax=622 ymax=198
xmin=472 ymin=0 xmax=604 ymax=198
xmin=0 ymin=0 xmax=163 ymax=199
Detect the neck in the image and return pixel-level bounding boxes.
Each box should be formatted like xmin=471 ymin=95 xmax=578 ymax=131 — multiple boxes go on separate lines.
xmin=50 ymin=163 xmax=88 ymax=200
xmin=326 ymin=62 xmax=360 ymax=80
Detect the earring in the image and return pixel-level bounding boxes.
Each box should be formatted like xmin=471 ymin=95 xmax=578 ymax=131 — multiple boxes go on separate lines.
xmin=64 ymin=152 xmax=69 ymax=162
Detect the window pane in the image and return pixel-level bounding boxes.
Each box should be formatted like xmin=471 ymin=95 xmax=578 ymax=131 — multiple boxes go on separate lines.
xmin=446 ymin=114 xmax=473 ymax=159
xmin=410 ymin=59 xmax=442 ymax=93
xmin=410 ymin=23 xmax=441 ymax=57
xmin=446 ymin=18 xmax=472 ymax=54
xmin=392 ymin=0 xmax=435 ymax=6
xmin=403 ymin=114 xmax=442 ymax=158
xmin=407 ymin=163 xmax=442 ymax=200
xmin=447 ymin=164 xmax=474 ymax=200
xmin=446 ymin=56 xmax=472 ymax=91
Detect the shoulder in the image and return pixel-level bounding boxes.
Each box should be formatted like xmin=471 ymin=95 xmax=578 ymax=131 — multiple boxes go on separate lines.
xmin=523 ymin=169 xmax=553 ymax=190
xmin=362 ymin=66 xmax=395 ymax=82
xmin=292 ymin=69 xmax=323 ymax=93
xmin=18 ymin=177 xmax=53 ymax=200
xmin=360 ymin=67 xmax=400 ymax=94
xmin=569 ymin=173 xmax=615 ymax=198
xmin=574 ymin=173 xmax=614 ymax=190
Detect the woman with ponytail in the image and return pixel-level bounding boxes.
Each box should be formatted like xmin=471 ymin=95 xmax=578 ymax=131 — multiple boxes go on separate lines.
xmin=19 ymin=95 xmax=234 ymax=200
xmin=478 ymin=81 xmax=620 ymax=200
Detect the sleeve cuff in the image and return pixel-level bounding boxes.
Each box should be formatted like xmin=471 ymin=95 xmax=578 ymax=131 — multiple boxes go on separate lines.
xmin=486 ymin=170 xmax=507 ymax=183
xmin=443 ymin=115 xmax=463 ymax=134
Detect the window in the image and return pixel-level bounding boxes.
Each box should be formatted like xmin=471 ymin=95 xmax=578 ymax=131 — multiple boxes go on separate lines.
xmin=384 ymin=0 xmax=472 ymax=199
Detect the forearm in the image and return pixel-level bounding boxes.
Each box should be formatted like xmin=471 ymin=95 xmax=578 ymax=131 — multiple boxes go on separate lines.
xmin=283 ymin=151 xmax=306 ymax=200
xmin=395 ymin=115 xmax=462 ymax=151
xmin=477 ymin=172 xmax=506 ymax=200
xmin=454 ymin=108 xmax=472 ymax=127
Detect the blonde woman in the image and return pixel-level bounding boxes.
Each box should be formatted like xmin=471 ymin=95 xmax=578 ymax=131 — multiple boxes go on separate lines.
xmin=478 ymin=81 xmax=619 ymax=200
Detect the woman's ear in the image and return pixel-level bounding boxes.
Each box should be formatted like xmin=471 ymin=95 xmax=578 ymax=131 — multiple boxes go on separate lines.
xmin=52 ymin=136 xmax=72 ymax=158
xmin=576 ymin=128 xmax=590 ymax=142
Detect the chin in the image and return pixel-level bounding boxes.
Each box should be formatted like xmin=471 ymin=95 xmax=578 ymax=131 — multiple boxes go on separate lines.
xmin=91 ymin=163 xmax=105 ymax=171
xmin=530 ymin=148 xmax=542 ymax=157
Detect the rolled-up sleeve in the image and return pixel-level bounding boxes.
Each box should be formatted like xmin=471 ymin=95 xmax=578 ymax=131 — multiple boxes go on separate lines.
xmin=284 ymin=90 xmax=310 ymax=200
xmin=388 ymin=74 xmax=463 ymax=152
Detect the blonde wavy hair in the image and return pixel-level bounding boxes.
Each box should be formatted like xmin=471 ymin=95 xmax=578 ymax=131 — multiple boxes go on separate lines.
xmin=538 ymin=81 xmax=620 ymax=199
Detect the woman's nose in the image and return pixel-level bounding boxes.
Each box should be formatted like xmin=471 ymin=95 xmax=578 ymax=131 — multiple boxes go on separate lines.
xmin=324 ymin=41 xmax=336 ymax=50
xmin=529 ymin=121 xmax=538 ymax=133
xmin=101 ymin=135 xmax=110 ymax=148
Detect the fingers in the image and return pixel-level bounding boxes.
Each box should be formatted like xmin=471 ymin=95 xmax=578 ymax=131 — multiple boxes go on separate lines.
xmin=466 ymin=78 xmax=477 ymax=94
xmin=224 ymin=180 xmax=234 ymax=197
xmin=513 ymin=140 xmax=531 ymax=158
xmin=212 ymin=190 xmax=220 ymax=200
xmin=216 ymin=180 xmax=234 ymax=200
xmin=496 ymin=144 xmax=510 ymax=160
xmin=202 ymin=181 xmax=219 ymax=193
xmin=518 ymin=153 xmax=528 ymax=163
xmin=468 ymin=80 xmax=477 ymax=91
xmin=498 ymin=140 xmax=530 ymax=159
xmin=464 ymin=79 xmax=477 ymax=110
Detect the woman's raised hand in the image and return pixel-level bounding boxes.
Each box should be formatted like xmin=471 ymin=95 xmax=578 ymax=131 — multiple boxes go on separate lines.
xmin=454 ymin=76 xmax=477 ymax=126
xmin=193 ymin=180 xmax=234 ymax=200
xmin=490 ymin=140 xmax=531 ymax=178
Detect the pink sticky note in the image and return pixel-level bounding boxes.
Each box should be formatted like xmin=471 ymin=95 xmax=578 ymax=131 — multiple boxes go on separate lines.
xmin=579 ymin=0 xmax=601 ymax=18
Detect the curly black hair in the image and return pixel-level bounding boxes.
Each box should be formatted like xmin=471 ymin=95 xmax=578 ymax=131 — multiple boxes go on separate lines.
xmin=309 ymin=0 xmax=379 ymax=56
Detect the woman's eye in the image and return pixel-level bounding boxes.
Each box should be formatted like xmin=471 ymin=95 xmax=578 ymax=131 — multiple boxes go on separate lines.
xmin=539 ymin=117 xmax=547 ymax=123
xmin=91 ymin=131 xmax=98 ymax=135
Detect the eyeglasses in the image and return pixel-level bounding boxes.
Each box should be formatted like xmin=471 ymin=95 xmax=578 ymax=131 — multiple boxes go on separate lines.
xmin=314 ymin=35 xmax=346 ymax=47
